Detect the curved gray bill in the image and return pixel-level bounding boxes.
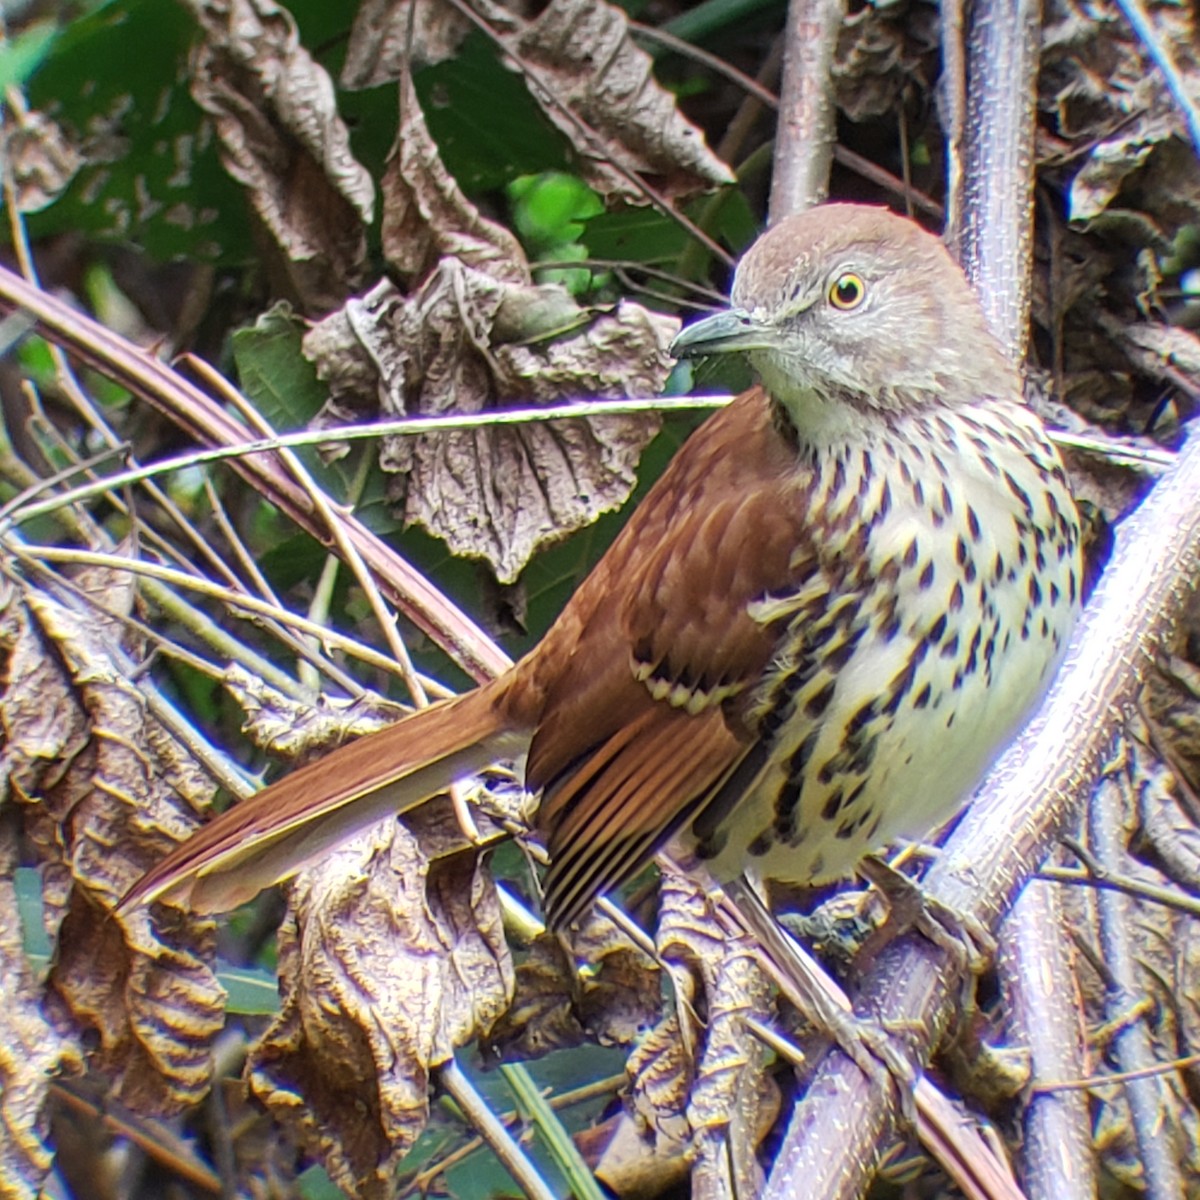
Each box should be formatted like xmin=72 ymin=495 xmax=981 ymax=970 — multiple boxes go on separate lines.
xmin=670 ymin=308 xmax=778 ymax=358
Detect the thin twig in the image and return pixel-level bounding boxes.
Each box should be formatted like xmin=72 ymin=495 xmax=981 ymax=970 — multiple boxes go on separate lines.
xmin=769 ymin=0 xmax=846 ymax=221
xmin=1090 ymin=755 xmax=1187 ymax=1196
xmin=436 ymin=1060 xmax=559 ymax=1200
xmin=1115 ymin=0 xmax=1200 ymax=160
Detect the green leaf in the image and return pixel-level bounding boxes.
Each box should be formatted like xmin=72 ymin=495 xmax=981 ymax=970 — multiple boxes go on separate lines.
xmin=582 ymin=203 xmax=691 ymax=264
xmin=230 ymin=303 xmax=358 ymax=497
xmin=0 ymin=22 xmax=58 ymax=92
xmin=414 ymin=32 xmax=575 ymax=192
xmin=217 ymin=961 xmax=280 ymax=1015
xmin=22 ymin=0 xmax=250 ymax=263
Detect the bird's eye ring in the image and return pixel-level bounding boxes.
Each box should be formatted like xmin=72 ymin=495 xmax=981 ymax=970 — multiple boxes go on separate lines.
xmin=828 ymin=272 xmax=866 ymax=310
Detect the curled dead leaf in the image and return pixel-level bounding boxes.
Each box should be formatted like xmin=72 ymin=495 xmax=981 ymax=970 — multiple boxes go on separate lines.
xmin=383 ymin=69 xmax=528 ymax=282
xmin=0 ymin=567 xmax=223 ymax=1116
xmin=498 ymin=0 xmax=733 ymax=202
xmin=342 ymin=0 xmax=473 ymax=83
xmin=304 ymin=264 xmax=675 ymax=582
xmin=248 ymin=805 xmax=512 ymax=1199
xmin=188 ymin=0 xmax=375 ymax=311
xmin=225 ymin=663 xmax=404 ymax=759
xmin=343 ymin=0 xmax=730 ymax=204
xmin=0 ymin=825 xmax=79 ymax=1199
xmin=483 ymin=906 xmax=659 ymax=1061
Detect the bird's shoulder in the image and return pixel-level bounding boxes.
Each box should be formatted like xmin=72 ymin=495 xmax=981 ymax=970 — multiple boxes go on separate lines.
xmin=511 ymin=387 xmax=821 ymax=790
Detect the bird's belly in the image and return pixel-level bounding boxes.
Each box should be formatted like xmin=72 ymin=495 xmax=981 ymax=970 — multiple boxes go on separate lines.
xmin=704 ymin=622 xmax=1068 ymax=887
xmin=692 ymin=497 xmax=1079 ymax=887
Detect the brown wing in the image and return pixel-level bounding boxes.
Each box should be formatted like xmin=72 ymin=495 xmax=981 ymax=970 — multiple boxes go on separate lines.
xmin=512 ymin=388 xmax=816 ymax=925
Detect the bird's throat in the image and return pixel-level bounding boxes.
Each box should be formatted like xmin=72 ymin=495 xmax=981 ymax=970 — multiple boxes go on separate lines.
xmin=767 ymin=382 xmax=880 ymax=453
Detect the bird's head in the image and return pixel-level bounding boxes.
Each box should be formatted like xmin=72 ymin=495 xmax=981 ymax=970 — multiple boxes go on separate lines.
xmin=672 ymin=205 xmax=1018 ymax=440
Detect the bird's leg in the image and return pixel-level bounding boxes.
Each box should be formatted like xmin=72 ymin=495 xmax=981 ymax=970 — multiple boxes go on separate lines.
xmin=720 ymin=876 xmax=919 ymax=1124
xmin=856 ymin=853 xmax=997 ymax=976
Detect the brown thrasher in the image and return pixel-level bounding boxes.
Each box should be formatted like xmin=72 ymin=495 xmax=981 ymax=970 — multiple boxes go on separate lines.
xmin=127 ymin=204 xmax=1082 ymax=924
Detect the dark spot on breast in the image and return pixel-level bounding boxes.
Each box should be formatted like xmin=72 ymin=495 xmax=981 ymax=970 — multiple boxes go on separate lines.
xmin=967 ymin=505 xmax=982 ymax=542
xmin=903 ymin=538 xmax=920 ymax=569
xmin=1068 ymin=569 xmax=1078 ymax=606
xmin=877 ymin=479 xmax=893 ymax=521
xmin=1028 ymin=575 xmax=1042 ymax=607
xmin=965 ymin=558 xmax=978 ymax=584
xmin=940 ymin=633 xmax=960 ymax=658
xmin=846 ymin=698 xmax=878 ymax=736
xmin=940 ymin=482 xmax=953 ymax=515
xmin=926 ymin=613 xmax=948 ymax=645
xmin=789 ymin=730 xmax=820 ymax=777
xmin=949 ymin=581 xmax=964 ymax=612
xmin=805 ymin=679 xmax=836 ymax=718
xmin=774 ymin=779 xmax=801 ymax=836
xmin=919 ymin=561 xmax=935 ymax=590
xmin=748 ymin=831 xmax=773 ymax=857
xmin=914 ymin=682 xmax=932 ymax=708
xmin=912 ymin=479 xmax=925 ymax=506
xmin=835 ymin=821 xmax=856 ymax=840
xmin=695 ymin=828 xmax=727 ymax=860
xmin=831 ymin=453 xmax=846 ymax=493
xmin=821 ymin=788 xmax=846 ymax=821
xmin=858 ymin=452 xmax=873 ymax=496
xmin=993 ymin=553 xmax=1005 ymax=584
xmin=823 ymin=636 xmax=858 ymax=673
xmin=955 ymin=536 xmax=968 ymax=566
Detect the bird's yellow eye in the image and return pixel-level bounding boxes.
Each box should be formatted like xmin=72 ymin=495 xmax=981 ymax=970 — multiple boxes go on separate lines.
xmin=828 ymin=272 xmax=866 ymax=310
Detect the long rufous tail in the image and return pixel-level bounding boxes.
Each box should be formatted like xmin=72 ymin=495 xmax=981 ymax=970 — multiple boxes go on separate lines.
xmin=122 ymin=681 xmax=531 ymax=913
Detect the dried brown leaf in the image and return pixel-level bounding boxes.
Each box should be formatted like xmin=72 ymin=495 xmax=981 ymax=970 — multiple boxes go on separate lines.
xmin=304 ymin=265 xmax=674 ymax=582
xmin=1 ymin=106 xmax=82 ymax=213
xmin=1042 ymin=0 xmax=1200 ymax=236
xmin=187 ymin=0 xmax=375 ymax=311
xmin=833 ymin=1 xmax=939 ymax=122
xmin=486 ymin=0 xmax=733 ymax=202
xmin=248 ymin=804 xmax=512 ymax=1200
xmin=0 ymin=825 xmax=78 ymax=1200
xmin=625 ymin=1013 xmax=692 ymax=1151
xmin=0 ymin=569 xmax=223 ymax=1114
xmin=481 ymin=933 xmax=586 ymax=1060
xmin=567 ymin=908 xmax=661 ymax=1046
xmin=382 ymin=69 xmax=527 ymax=282
xmin=344 ymin=0 xmax=730 ymax=203
xmin=483 ymin=907 xmax=659 ymax=1060
xmin=342 ymin=0 xmax=475 ymax=84
xmin=224 ymin=664 xmax=404 ymax=759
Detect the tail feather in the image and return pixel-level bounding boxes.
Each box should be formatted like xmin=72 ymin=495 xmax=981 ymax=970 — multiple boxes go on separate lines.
xmin=123 ymin=684 xmax=529 ymax=913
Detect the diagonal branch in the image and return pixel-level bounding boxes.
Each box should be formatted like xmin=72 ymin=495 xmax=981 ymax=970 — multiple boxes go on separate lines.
xmin=0 ymin=263 xmax=511 ymax=684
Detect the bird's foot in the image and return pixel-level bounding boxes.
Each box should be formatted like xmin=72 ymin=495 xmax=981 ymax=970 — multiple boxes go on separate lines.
xmin=857 ymin=854 xmax=996 ymax=975
xmin=722 ymin=877 xmax=919 ymax=1123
